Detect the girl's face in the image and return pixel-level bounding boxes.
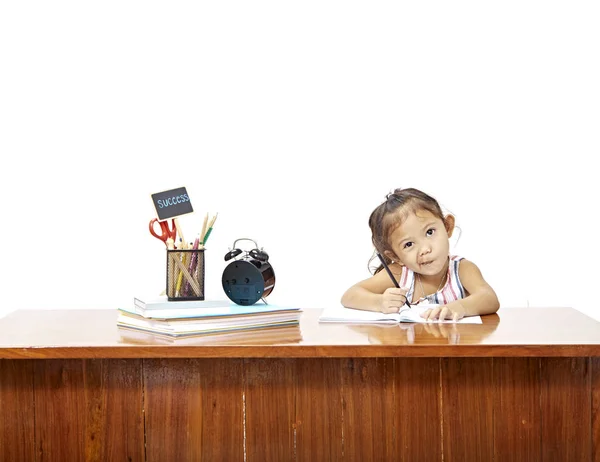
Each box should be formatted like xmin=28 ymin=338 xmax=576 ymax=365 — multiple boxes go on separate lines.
xmin=386 ymin=209 xmax=453 ymax=277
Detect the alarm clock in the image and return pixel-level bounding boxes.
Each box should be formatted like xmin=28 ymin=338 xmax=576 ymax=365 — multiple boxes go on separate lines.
xmin=222 ymin=238 xmax=275 ymax=306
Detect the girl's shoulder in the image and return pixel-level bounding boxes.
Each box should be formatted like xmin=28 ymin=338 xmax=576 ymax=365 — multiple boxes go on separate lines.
xmin=454 ymin=257 xmax=485 ymax=281
xmin=451 ymin=255 xmax=481 ymax=271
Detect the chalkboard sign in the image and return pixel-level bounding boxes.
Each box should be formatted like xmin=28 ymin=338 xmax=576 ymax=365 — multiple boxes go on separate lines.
xmin=151 ymin=187 xmax=194 ymax=221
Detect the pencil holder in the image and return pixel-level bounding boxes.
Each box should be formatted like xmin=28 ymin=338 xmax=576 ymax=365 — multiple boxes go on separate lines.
xmin=166 ymin=249 xmax=205 ymax=301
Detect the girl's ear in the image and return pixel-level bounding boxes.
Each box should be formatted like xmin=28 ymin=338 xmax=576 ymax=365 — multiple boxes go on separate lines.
xmin=444 ymin=215 xmax=456 ymax=237
xmin=383 ymin=250 xmax=402 ymax=265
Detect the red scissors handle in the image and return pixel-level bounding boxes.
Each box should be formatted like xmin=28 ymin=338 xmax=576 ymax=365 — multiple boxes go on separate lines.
xmin=149 ymin=218 xmax=177 ymax=246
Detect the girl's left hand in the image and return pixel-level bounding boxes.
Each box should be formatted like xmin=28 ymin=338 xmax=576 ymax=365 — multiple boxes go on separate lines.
xmin=420 ymin=301 xmax=466 ymax=322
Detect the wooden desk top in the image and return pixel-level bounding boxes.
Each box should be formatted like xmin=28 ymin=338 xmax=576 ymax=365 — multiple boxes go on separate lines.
xmin=1 ymin=307 xmax=600 ymax=359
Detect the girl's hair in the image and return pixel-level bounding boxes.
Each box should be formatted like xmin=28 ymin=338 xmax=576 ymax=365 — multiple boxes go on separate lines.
xmin=368 ymin=188 xmax=446 ymax=274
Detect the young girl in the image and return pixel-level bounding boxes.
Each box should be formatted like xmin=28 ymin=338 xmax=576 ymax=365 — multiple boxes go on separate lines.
xmin=341 ymin=188 xmax=499 ymax=321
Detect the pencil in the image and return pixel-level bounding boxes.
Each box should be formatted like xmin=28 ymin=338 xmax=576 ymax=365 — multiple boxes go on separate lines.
xmin=175 ymin=238 xmax=187 ymax=296
xmin=183 ymin=235 xmax=200 ymax=297
xmin=208 ymin=212 xmax=218 ymax=228
xmin=174 ymin=218 xmax=185 ymax=249
xmin=199 ymin=213 xmax=209 ymax=245
xmin=202 ymin=213 xmax=218 ymax=245
xmin=376 ymin=253 xmax=411 ymax=307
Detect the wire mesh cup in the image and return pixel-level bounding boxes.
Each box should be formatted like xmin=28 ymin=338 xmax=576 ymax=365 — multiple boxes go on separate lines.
xmin=166 ymin=249 xmax=205 ymax=301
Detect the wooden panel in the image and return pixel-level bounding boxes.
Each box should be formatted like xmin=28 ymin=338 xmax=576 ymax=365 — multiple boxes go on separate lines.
xmin=340 ymin=358 xmax=397 ymax=460
xmin=541 ymin=358 xmax=591 ymax=461
xmin=144 ymin=358 xmax=244 ymax=462
xmin=394 ymin=358 xmax=442 ymax=460
xmin=593 ymin=358 xmax=600 ymax=462
xmin=34 ymin=360 xmax=85 ymax=460
xmin=199 ymin=359 xmax=245 ymax=461
xmin=493 ymin=358 xmax=541 ymax=461
xmin=442 ymin=358 xmax=494 ymax=461
xmin=144 ymin=358 xmax=202 ymax=461
xmin=294 ymin=358 xmax=344 ymax=461
xmin=0 ymin=360 xmax=35 ymax=462
xmin=85 ymin=359 xmax=145 ymax=461
xmin=244 ymin=358 xmax=295 ymax=461
xmin=34 ymin=359 xmax=144 ymax=462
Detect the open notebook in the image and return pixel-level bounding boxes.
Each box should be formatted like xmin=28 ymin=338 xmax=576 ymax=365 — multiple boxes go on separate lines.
xmin=319 ymin=304 xmax=482 ymax=324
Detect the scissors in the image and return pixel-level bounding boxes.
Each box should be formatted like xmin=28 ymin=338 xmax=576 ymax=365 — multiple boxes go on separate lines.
xmin=149 ymin=218 xmax=177 ymax=248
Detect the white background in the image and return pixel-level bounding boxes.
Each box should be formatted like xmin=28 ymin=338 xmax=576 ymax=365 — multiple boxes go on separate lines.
xmin=1 ymin=1 xmax=599 ymax=320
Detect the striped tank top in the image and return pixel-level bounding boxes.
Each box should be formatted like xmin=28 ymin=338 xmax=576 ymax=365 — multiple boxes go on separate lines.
xmin=398 ymin=255 xmax=466 ymax=306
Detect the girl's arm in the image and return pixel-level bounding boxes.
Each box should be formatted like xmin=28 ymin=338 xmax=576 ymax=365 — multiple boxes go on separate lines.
xmin=341 ymin=264 xmax=409 ymax=313
xmin=422 ymin=259 xmax=499 ymax=321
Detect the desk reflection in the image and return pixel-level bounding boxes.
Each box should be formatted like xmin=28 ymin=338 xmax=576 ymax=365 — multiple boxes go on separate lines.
xmin=118 ymin=325 xmax=303 ymax=346
xmin=348 ymin=313 xmax=500 ymax=345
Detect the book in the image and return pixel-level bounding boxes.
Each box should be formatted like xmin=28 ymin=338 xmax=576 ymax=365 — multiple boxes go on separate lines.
xmin=128 ymin=298 xmax=300 ymax=320
xmin=134 ymin=296 xmax=232 ymax=311
xmin=318 ymin=304 xmax=482 ymax=324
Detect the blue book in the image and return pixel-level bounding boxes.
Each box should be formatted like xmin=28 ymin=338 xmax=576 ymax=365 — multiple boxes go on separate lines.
xmin=127 ymin=297 xmax=300 ymax=320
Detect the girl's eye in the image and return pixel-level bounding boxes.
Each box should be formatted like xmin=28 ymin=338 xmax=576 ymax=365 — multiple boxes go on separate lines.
xmin=403 ymin=242 xmax=413 ymax=249
xmin=426 ymin=228 xmax=435 ymax=236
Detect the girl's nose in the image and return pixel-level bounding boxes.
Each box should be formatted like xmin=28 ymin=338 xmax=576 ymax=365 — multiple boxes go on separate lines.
xmin=419 ymin=245 xmax=431 ymax=256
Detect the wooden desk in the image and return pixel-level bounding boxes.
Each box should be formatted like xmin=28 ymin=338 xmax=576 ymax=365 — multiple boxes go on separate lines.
xmin=1 ymin=307 xmax=599 ymax=461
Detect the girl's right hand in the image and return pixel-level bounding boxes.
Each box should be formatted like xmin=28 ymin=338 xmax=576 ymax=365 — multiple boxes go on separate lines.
xmin=380 ymin=287 xmax=410 ymax=313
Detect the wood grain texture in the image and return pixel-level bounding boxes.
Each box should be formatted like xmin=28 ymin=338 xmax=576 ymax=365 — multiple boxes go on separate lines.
xmin=87 ymin=359 xmax=145 ymax=461
xmin=244 ymin=358 xmax=295 ymax=461
xmin=144 ymin=358 xmax=244 ymax=462
xmin=592 ymin=358 xmax=600 ymax=462
xmin=341 ymin=358 xmax=396 ymax=460
xmin=394 ymin=358 xmax=442 ymax=460
xmin=33 ymin=359 xmax=144 ymax=462
xmin=0 ymin=359 xmax=35 ymax=462
xmin=441 ymin=358 xmax=494 ymax=461
xmin=541 ymin=358 xmax=591 ymax=461
xmin=144 ymin=359 xmax=203 ymax=461
xmin=1 ymin=355 xmax=599 ymax=460
xmin=294 ymin=358 xmax=344 ymax=461
xmin=493 ymin=358 xmax=541 ymax=461
xmin=199 ymin=359 xmax=245 ymax=461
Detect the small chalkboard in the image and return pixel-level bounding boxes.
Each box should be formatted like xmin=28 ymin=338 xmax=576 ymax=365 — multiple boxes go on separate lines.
xmin=151 ymin=187 xmax=194 ymax=221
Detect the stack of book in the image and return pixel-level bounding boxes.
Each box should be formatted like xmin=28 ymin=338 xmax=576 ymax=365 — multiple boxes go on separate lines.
xmin=117 ymin=297 xmax=301 ymax=339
